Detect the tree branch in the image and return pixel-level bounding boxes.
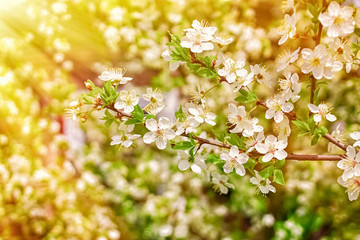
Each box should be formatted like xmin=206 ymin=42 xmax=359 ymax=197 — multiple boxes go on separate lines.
xmin=323 ymin=133 xmax=348 ymax=152
xmin=106 ymin=99 xmax=345 ymax=161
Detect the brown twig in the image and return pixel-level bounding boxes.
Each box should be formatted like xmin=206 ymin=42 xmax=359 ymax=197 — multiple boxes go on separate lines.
xmin=323 ymin=134 xmax=348 ymax=152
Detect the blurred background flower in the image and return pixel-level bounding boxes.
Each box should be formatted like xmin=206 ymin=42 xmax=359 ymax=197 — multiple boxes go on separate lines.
xmin=1 ymin=0 xmax=360 ymax=239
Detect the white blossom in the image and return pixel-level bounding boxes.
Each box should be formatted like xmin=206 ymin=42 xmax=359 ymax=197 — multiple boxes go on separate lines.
xmin=114 ymin=90 xmax=139 ymax=114
xmin=328 ymin=124 xmax=346 ymax=153
xmin=319 ymin=1 xmax=355 ymax=38
xmin=256 ymin=135 xmax=288 ymax=162
xmin=276 ymin=47 xmax=300 ymax=72
xmin=249 ymin=64 xmax=272 ymax=87
xmin=211 ymin=172 xmax=235 ymax=194
xmin=277 ymin=13 xmax=296 ymax=45
xmin=98 ymin=68 xmax=132 ymax=84
xmin=227 ymin=103 xmax=263 ymax=137
xmin=212 ymin=33 xmax=233 ymax=46
xmin=181 ymin=20 xmax=217 ymax=53
xmin=308 ymin=103 xmax=336 ymax=123
xmin=265 ymin=95 xmax=294 ymax=123
xmin=338 ymin=176 xmax=360 ymax=201
xmin=301 ymin=44 xmax=341 ymax=80
xmin=175 ymin=118 xmax=200 ymax=135
xmin=186 ymin=103 xmax=216 ymax=126
xmin=220 ymin=146 xmax=249 ymax=176
xmin=178 ymin=151 xmax=207 ymax=174
xmin=250 ymin=170 xmax=276 ymax=194
xmin=337 ymin=146 xmax=360 ymax=181
xmin=161 ymin=49 xmax=181 ymax=71
xmin=279 ymin=72 xmax=301 ymax=102
xmin=143 ymin=117 xmax=176 ymax=149
xmin=350 ymin=131 xmax=360 ymax=147
xmin=110 ymin=134 xmax=140 ymax=148
xmin=218 ymin=58 xmax=245 ymax=83
xmin=245 ymin=132 xmax=265 ymax=153
xmin=142 ymin=88 xmax=165 ymax=115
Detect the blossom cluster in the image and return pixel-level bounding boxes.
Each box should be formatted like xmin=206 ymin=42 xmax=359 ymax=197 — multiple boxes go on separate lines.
xmin=68 ymin=1 xmax=360 ymax=201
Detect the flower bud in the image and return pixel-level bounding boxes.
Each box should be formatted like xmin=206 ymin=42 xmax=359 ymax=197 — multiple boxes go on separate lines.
xmin=85 ymin=82 xmax=93 ymax=90
xmin=69 ymin=100 xmax=82 ymax=109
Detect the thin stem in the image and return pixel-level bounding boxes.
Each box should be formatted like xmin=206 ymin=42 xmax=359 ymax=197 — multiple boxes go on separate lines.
xmin=323 ymin=133 xmax=348 ymax=152
xmin=203 ymin=83 xmax=220 ymax=96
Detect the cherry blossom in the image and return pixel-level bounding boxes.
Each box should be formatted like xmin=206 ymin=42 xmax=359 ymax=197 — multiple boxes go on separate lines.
xmin=114 ymin=90 xmax=139 ymax=114
xmin=308 ymin=103 xmax=337 ymax=123
xmin=227 ymin=103 xmax=263 ymax=137
xmin=256 ymin=135 xmax=288 ymax=162
xmin=337 ymin=146 xmax=360 ymax=181
xmin=265 ymin=95 xmax=294 ymax=123
xmin=178 ymin=152 xmax=207 ymax=174
xmin=211 ymin=172 xmax=235 ymax=194
xmin=338 ymin=176 xmax=360 ymax=201
xmin=250 ymin=170 xmax=276 ymax=194
xmin=110 ymin=134 xmax=140 ymax=148
xmin=98 ymin=68 xmax=132 ymax=84
xmin=279 ymin=72 xmax=301 ymax=102
xmin=276 ymin=47 xmax=300 ymax=72
xmin=350 ymin=131 xmax=360 ymax=147
xmin=181 ymin=20 xmax=217 ymax=53
xmin=319 ymin=1 xmax=355 ymax=38
xmin=277 ymin=13 xmax=296 ymax=45
xmin=143 ymin=117 xmax=176 ymax=149
xmin=301 ymin=44 xmax=340 ymax=80
xmin=218 ymin=58 xmax=245 ymax=83
xmin=220 ymin=146 xmax=249 ymax=176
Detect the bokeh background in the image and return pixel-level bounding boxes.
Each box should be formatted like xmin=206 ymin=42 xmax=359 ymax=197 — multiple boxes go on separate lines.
xmin=1 ymin=0 xmax=360 ymax=239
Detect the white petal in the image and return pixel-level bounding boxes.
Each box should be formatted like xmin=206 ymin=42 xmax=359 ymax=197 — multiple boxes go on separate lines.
xmin=155 ymin=136 xmax=167 ymax=149
xmin=262 ymin=153 xmax=273 ymax=162
xmin=255 ymin=143 xmax=269 ymax=154
xmin=178 ymin=160 xmax=190 ymax=171
xmin=159 ymin=117 xmax=171 ymax=129
xmin=350 ymin=132 xmax=360 ymax=141
xmin=326 ymin=114 xmax=336 ymax=122
xmin=274 ymin=111 xmax=284 ymax=123
xmin=143 ymin=132 xmax=156 ymax=144
xmin=191 ymin=164 xmax=202 ymax=174
xmin=235 ymin=165 xmax=246 ymax=176
xmin=313 ymin=114 xmax=322 ymax=123
xmin=274 ymin=150 xmax=287 ymax=160
xmin=145 ymin=119 xmax=158 ymax=132
xmin=308 ymin=104 xmax=319 ymax=113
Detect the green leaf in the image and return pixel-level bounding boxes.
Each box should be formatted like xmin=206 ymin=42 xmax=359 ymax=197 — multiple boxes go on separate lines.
xmin=212 ymin=129 xmax=226 ymax=142
xmin=172 ymin=141 xmax=195 ymax=150
xmin=175 ymin=106 xmax=186 ymax=122
xmin=206 ymin=154 xmax=222 ymax=164
xmin=225 ymin=133 xmax=246 ymax=150
xmin=318 ymin=126 xmax=328 ymax=136
xmin=189 ymin=146 xmax=196 ymax=158
xmin=131 ymin=105 xmax=144 ymax=121
xmin=186 ymin=63 xmax=218 ymax=79
xmin=275 ymin=159 xmax=286 ymax=168
xmin=235 ymin=89 xmax=257 ymax=104
xmin=199 ymin=55 xmax=216 ymax=68
xmin=311 ymin=134 xmax=321 ymax=146
xmin=273 ymin=169 xmax=285 ymax=185
xmin=243 ymin=157 xmax=256 ymax=170
xmin=259 ymin=166 xmax=274 ymax=179
xmin=125 ymin=118 xmax=143 ymax=125
xmin=145 ymin=114 xmax=156 ymax=120
xmin=105 ymin=119 xmax=114 ymax=128
xmin=292 ymin=120 xmax=311 ymax=134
